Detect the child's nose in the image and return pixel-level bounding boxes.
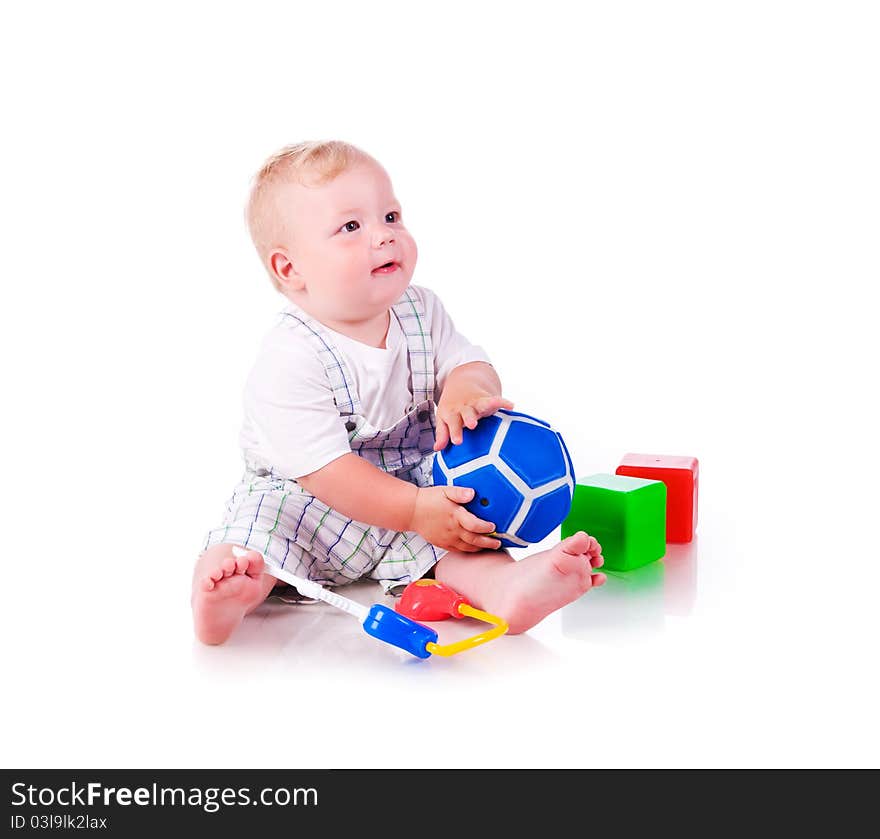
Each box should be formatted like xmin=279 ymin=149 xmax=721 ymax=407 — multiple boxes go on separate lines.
xmin=372 ymin=225 xmax=395 ymax=248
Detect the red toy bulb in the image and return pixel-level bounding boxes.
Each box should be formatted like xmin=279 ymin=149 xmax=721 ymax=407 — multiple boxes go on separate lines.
xmin=396 ymin=580 xmax=470 ymax=621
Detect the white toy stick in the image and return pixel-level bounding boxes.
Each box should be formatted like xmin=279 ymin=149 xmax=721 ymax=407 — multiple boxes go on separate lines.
xmin=229 ymin=548 xmax=457 ymax=659
xmin=232 ymin=545 xmax=367 ymax=621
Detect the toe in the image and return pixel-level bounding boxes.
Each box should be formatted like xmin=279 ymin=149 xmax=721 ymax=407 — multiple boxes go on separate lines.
xmin=245 ymin=551 xmax=265 ymax=577
xmin=559 ymin=530 xmax=590 ymax=556
xmin=591 ymin=572 xmax=607 ymax=587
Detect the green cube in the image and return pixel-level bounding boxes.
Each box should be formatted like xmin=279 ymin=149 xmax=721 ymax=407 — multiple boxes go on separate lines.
xmin=561 ymin=473 xmax=667 ymax=571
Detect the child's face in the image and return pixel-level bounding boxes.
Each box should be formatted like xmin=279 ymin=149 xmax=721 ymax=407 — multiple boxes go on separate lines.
xmin=273 ymin=160 xmax=417 ymax=325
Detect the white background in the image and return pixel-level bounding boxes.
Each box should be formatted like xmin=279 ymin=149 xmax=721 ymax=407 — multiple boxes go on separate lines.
xmin=2 ymin=1 xmax=878 ymax=768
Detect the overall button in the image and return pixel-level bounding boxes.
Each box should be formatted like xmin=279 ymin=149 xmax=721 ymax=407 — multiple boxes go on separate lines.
xmin=417 ymin=410 xmax=429 ymax=422
xmin=345 ymin=420 xmax=357 ymax=432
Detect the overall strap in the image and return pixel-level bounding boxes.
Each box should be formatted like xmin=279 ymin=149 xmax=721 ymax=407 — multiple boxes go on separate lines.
xmin=279 ymin=310 xmax=362 ymax=416
xmin=391 ymin=287 xmax=435 ymax=405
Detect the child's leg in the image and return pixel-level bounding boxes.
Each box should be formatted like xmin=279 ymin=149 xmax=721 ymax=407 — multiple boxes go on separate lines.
xmin=191 ymin=544 xmax=278 ymax=645
xmin=432 ymin=530 xmax=606 ymax=635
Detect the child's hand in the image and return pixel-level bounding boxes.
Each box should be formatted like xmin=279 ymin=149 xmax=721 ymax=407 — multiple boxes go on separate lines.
xmin=409 ymin=486 xmax=501 ymax=553
xmin=433 ymin=394 xmax=515 ymax=451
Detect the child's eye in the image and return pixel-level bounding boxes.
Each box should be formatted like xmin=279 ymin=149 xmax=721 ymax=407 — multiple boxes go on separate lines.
xmin=385 ymin=211 xmax=400 ymax=223
xmin=341 ymin=220 xmax=360 ymax=233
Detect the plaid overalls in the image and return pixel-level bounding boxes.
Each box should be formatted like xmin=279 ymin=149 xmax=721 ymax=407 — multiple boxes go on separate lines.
xmin=203 ymin=288 xmax=446 ymax=593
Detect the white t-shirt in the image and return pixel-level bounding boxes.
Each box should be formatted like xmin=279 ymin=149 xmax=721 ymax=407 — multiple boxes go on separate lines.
xmin=239 ymin=285 xmax=490 ymax=479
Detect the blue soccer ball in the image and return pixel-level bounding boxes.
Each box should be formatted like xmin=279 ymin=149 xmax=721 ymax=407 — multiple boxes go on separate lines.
xmin=432 ymin=409 xmax=575 ymax=548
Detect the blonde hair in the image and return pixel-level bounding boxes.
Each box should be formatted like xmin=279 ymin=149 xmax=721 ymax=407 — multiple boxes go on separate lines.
xmin=246 ymin=140 xmax=376 ymax=290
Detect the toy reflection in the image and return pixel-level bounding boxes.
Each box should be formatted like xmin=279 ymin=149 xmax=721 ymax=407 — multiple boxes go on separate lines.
xmin=562 ymin=536 xmax=698 ymax=642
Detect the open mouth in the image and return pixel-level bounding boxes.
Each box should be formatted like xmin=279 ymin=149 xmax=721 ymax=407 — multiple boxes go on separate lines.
xmin=371 ymin=261 xmax=399 ymax=275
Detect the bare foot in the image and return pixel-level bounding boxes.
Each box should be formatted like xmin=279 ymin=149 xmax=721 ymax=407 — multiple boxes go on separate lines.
xmin=191 ymin=544 xmax=275 ymax=645
xmin=484 ymin=531 xmax=606 ymax=634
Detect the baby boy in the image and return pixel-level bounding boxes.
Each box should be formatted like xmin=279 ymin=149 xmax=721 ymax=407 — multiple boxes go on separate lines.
xmin=192 ymin=140 xmax=605 ymax=645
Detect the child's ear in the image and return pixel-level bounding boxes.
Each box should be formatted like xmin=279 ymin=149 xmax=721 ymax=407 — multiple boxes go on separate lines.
xmin=269 ymin=249 xmax=305 ymax=292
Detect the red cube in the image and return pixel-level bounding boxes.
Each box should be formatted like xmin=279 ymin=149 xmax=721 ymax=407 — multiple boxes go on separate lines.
xmin=616 ymin=454 xmax=699 ymax=543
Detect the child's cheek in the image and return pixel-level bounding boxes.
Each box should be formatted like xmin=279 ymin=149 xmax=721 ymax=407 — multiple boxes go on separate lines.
xmin=337 ymin=234 xmax=359 ymax=250
xmin=401 ymin=230 xmax=418 ymax=264
xmin=335 ymin=235 xmax=362 ymax=266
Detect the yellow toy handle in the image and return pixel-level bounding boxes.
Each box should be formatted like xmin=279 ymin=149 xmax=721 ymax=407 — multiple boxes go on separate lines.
xmin=424 ymin=604 xmax=509 ymax=657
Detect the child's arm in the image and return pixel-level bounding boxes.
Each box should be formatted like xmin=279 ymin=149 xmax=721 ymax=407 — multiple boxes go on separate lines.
xmin=434 ymin=361 xmax=514 ymax=451
xmin=297 ymin=453 xmax=501 ymax=552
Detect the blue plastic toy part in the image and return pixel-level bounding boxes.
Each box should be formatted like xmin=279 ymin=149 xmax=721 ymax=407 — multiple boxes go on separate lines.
xmin=361 ymin=604 xmax=439 ymax=659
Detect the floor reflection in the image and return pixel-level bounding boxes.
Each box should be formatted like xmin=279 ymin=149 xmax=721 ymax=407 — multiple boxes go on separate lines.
xmin=191 ymin=579 xmax=560 ymax=675
xmin=663 ymin=536 xmax=699 ymax=617
xmin=192 ymin=541 xmax=701 ymax=663
xmin=561 ymin=536 xmax=699 ymax=642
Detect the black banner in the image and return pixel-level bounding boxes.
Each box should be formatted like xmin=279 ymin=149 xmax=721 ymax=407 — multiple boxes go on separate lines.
xmin=1 ymin=769 xmax=875 ymax=833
